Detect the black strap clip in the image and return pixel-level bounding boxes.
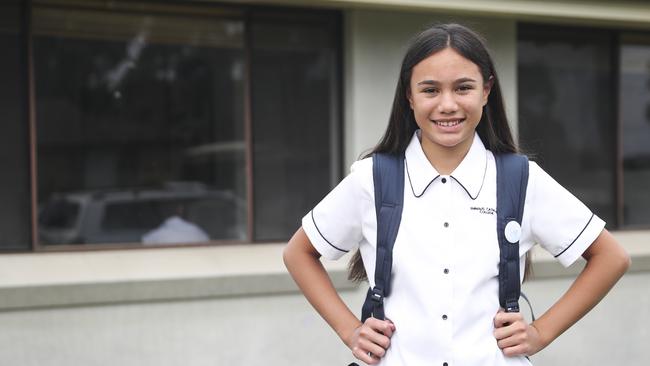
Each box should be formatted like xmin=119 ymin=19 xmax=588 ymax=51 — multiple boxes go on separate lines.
xmin=505 ymin=299 xmax=520 ymax=313
xmin=370 ymin=287 xmax=384 ymax=304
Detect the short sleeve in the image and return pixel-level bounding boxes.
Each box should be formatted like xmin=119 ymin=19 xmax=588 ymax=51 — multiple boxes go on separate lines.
xmin=527 ymin=162 xmax=606 ymax=267
xmin=301 ymin=159 xmax=372 ymax=260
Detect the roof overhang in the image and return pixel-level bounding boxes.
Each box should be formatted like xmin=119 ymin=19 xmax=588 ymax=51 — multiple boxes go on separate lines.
xmin=208 ymin=0 xmax=650 ymax=29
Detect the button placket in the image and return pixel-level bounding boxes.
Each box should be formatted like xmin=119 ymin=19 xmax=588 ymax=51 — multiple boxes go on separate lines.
xmin=438 ymin=175 xmax=454 ymax=360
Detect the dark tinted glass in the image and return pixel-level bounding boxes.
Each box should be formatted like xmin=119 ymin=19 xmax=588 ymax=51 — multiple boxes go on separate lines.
xmin=39 ymin=198 xmax=80 ymax=229
xmin=620 ymin=39 xmax=650 ymax=227
xmin=33 ymin=5 xmax=247 ymax=245
xmin=251 ymin=14 xmax=340 ymax=241
xmin=0 ymin=1 xmax=31 ymax=251
xmin=518 ymin=25 xmax=616 ymax=226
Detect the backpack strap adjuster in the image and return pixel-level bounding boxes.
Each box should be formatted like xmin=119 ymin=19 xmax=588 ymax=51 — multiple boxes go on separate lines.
xmin=505 ymin=299 xmax=520 ymax=313
xmin=370 ymin=287 xmax=384 ymax=303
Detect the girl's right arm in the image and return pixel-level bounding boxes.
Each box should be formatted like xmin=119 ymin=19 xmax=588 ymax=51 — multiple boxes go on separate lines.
xmin=283 ymin=227 xmax=395 ymax=365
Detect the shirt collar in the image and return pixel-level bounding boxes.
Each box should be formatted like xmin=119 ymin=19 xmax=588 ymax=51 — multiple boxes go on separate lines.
xmin=449 ymin=132 xmax=488 ymax=199
xmin=405 ymin=130 xmax=487 ymax=199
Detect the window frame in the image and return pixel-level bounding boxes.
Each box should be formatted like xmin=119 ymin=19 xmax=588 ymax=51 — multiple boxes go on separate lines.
xmin=20 ymin=1 xmax=343 ymax=252
xmin=517 ymin=22 xmax=650 ymax=230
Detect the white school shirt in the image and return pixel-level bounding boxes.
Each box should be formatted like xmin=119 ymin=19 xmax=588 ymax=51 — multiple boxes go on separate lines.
xmin=301 ymin=131 xmax=605 ymax=366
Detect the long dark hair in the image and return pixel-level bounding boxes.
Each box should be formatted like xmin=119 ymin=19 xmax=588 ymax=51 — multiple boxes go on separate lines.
xmin=349 ymin=23 xmax=531 ymax=282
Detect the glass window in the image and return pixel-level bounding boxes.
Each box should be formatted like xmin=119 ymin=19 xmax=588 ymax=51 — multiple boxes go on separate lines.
xmin=250 ymin=14 xmax=340 ymax=241
xmin=30 ymin=2 xmax=341 ymax=247
xmin=0 ymin=1 xmax=31 ymax=251
xmin=620 ymin=37 xmax=650 ymax=227
xmin=33 ymin=4 xmax=247 ymax=245
xmin=518 ymin=25 xmax=616 ymax=226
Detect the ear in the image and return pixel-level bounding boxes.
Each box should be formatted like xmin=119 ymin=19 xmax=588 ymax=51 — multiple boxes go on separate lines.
xmin=482 ymin=76 xmax=494 ymax=106
xmin=407 ymin=87 xmax=414 ymax=110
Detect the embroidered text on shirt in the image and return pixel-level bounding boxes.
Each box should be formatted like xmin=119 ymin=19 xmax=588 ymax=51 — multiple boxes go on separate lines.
xmin=470 ymin=206 xmax=496 ymax=215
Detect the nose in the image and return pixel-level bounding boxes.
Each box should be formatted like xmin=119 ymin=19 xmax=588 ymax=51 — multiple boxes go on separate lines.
xmin=437 ymin=91 xmax=458 ymax=114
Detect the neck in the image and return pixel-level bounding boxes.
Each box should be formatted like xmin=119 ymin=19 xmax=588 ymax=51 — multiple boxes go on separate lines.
xmin=421 ymin=136 xmax=473 ymax=175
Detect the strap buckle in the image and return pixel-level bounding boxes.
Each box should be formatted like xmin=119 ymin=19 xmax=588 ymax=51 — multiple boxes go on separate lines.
xmin=370 ymin=287 xmax=384 ymax=303
xmin=505 ymin=299 xmax=520 ymax=313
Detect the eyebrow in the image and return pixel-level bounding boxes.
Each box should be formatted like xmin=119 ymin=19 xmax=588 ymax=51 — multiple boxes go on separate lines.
xmin=416 ymin=77 xmax=478 ymax=86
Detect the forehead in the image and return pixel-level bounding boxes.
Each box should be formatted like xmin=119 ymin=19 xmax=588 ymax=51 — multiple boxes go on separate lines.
xmin=411 ymin=47 xmax=482 ymax=82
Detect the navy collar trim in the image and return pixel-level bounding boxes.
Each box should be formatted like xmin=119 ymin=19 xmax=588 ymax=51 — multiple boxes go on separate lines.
xmin=405 ymin=157 xmax=440 ymax=198
xmin=450 ymin=153 xmax=487 ymax=200
xmin=405 ymin=148 xmax=488 ymax=200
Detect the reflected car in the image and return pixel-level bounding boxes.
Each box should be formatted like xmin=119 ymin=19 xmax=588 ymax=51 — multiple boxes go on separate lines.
xmin=38 ymin=183 xmax=246 ymax=245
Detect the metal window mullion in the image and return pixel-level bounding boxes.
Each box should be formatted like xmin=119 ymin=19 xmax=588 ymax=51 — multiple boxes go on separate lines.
xmin=25 ymin=0 xmax=42 ymax=251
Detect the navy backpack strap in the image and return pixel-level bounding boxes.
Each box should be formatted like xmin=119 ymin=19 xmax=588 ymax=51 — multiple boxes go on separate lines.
xmin=361 ymin=152 xmax=405 ymax=322
xmin=495 ymin=153 xmax=529 ymax=313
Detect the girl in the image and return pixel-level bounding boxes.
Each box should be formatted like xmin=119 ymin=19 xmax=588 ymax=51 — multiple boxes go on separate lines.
xmin=283 ymin=23 xmax=630 ymax=365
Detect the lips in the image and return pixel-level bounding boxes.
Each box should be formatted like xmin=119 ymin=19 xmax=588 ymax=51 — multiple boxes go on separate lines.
xmin=431 ymin=118 xmax=465 ymax=127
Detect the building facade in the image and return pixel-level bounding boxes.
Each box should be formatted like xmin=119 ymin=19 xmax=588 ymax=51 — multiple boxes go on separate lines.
xmin=0 ymin=0 xmax=649 ymax=365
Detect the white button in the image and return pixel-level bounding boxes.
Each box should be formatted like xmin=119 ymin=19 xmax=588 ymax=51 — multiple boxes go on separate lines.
xmin=504 ymin=220 xmax=521 ymax=243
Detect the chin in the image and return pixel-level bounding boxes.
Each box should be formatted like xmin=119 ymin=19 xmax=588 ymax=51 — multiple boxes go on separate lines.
xmin=431 ymin=134 xmax=472 ymax=150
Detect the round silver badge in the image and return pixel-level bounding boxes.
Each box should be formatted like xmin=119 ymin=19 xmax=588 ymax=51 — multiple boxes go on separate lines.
xmin=504 ymin=220 xmax=521 ymax=244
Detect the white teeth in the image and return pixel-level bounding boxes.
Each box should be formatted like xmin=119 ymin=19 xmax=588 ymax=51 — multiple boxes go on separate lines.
xmin=434 ymin=119 xmax=463 ymax=127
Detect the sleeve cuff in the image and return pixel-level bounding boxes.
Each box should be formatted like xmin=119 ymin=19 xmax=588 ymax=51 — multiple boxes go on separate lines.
xmin=555 ymin=214 xmax=606 ymax=267
xmin=301 ymin=211 xmax=350 ymax=260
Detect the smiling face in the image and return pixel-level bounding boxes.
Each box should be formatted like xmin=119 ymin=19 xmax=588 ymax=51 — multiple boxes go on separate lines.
xmin=408 ymin=47 xmax=492 ymax=159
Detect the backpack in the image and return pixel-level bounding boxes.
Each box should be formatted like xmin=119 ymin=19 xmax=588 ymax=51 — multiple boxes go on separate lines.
xmin=360 ymin=152 xmax=529 ymax=322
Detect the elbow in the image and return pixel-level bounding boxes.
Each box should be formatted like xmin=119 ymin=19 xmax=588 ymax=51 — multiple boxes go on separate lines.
xmin=611 ymin=247 xmax=631 ymax=277
xmin=282 ymin=243 xmax=293 ymax=270
xmin=620 ymin=250 xmax=632 ymax=274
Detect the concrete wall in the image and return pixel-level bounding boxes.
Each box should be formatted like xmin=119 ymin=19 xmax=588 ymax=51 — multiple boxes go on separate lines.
xmin=0 ymin=271 xmax=647 ymax=365
xmin=522 ymin=272 xmax=650 ymax=366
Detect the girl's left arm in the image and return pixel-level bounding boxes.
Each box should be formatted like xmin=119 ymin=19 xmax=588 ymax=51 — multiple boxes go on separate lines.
xmin=494 ymin=229 xmax=631 ymax=357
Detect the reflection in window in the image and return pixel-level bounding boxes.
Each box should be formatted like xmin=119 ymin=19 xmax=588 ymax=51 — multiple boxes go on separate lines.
xmin=39 ymin=198 xmax=80 ymax=230
xmin=620 ymin=40 xmax=650 ymax=227
xmin=38 ymin=183 xmax=244 ymax=245
xmin=31 ymin=3 xmax=341 ymax=246
xmin=518 ymin=26 xmax=616 ymax=226
xmin=251 ymin=18 xmax=339 ymax=241
xmin=33 ymin=4 xmax=248 ymax=244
